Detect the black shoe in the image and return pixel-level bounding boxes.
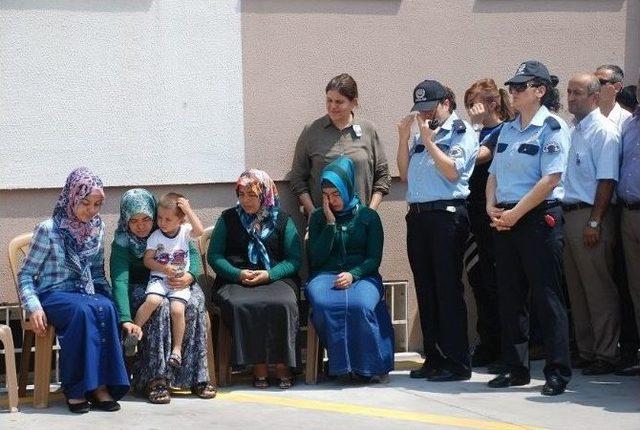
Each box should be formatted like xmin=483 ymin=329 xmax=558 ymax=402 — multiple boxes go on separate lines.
xmin=410 ymin=364 xmax=441 ymax=379
xmin=91 ymin=400 xmax=121 ymax=412
xmin=486 ymin=361 xmax=507 ymax=375
xmin=67 ymin=400 xmax=91 ymax=414
xmin=571 ymin=356 xmax=592 ymax=369
xmin=426 ymin=369 xmax=471 ymax=382
xmin=487 ymin=373 xmax=530 ymax=388
xmin=614 ymin=364 xmax=640 ymax=376
xmin=582 ymin=359 xmax=615 ymax=376
xmin=541 ymin=375 xmax=566 ymax=396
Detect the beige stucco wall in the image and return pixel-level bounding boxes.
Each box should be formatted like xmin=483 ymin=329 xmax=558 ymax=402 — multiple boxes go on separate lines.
xmin=1 ymin=0 xmax=638 ymax=353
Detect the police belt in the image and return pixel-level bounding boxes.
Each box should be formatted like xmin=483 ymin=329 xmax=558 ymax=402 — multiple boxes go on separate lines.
xmin=561 ymin=202 xmax=592 ymax=212
xmin=408 ymin=199 xmax=466 ymax=214
xmin=496 ymin=199 xmax=560 ymax=211
xmin=620 ymin=199 xmax=640 ymax=210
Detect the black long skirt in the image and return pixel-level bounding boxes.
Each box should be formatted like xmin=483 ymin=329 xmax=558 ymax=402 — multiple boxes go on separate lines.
xmin=215 ymin=280 xmax=298 ymax=367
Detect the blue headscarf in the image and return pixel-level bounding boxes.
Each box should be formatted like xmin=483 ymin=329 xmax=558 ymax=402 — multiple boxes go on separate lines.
xmin=320 ymin=156 xmax=360 ymax=218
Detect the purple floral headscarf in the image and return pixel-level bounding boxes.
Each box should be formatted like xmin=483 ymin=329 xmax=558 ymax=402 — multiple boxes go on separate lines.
xmin=53 ymin=167 xmax=105 ymax=248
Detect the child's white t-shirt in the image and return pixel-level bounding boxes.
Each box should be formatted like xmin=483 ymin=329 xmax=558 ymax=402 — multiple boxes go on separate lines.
xmin=146 ymin=223 xmax=193 ymax=279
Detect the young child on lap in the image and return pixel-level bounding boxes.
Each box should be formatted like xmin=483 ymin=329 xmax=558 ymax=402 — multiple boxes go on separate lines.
xmin=133 ymin=193 xmax=204 ymax=367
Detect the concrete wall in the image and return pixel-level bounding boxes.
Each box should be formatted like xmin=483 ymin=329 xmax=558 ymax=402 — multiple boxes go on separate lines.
xmin=1 ymin=0 xmax=638 ymax=352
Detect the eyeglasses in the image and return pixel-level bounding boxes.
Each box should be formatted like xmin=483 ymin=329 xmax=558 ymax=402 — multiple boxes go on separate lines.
xmin=598 ymin=78 xmax=614 ymax=86
xmin=508 ymin=82 xmax=538 ymax=94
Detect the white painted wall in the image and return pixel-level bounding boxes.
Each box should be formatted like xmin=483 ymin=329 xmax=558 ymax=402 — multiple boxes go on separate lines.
xmin=0 ymin=0 xmax=244 ymax=189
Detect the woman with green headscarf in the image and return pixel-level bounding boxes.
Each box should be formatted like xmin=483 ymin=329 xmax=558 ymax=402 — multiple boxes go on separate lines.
xmin=306 ymin=156 xmax=394 ymax=381
xmin=110 ymin=188 xmax=216 ymax=403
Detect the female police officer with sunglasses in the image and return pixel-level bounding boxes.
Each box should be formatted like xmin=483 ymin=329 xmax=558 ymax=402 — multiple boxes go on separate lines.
xmin=486 ymin=60 xmax=571 ymax=395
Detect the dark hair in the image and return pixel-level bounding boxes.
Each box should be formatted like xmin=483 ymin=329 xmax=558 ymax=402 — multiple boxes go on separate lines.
xmin=464 ymin=78 xmax=515 ymax=121
xmin=617 ymin=85 xmax=638 ymax=112
xmin=532 ymin=75 xmax=562 ymax=112
xmin=440 ymin=86 xmax=457 ymax=113
xmin=325 ymin=73 xmax=358 ymax=101
xmin=158 ymin=192 xmax=185 ymax=218
xmin=596 ymin=64 xmax=624 ymax=84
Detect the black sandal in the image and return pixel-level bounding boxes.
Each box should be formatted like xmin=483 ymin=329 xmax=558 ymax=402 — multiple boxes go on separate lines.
xmin=191 ymin=381 xmax=217 ymax=399
xmin=168 ymin=353 xmax=182 ymax=368
xmin=253 ymin=376 xmax=269 ymax=389
xmin=277 ymin=376 xmax=294 ymax=390
xmin=148 ymin=380 xmax=171 ymax=404
xmin=67 ymin=400 xmax=91 ymax=414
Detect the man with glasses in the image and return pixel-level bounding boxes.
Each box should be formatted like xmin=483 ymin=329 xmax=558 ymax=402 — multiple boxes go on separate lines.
xmin=563 ymin=73 xmax=621 ymax=376
xmin=596 ymin=64 xmax=640 ymax=375
xmin=595 ymin=65 xmax=632 ymax=130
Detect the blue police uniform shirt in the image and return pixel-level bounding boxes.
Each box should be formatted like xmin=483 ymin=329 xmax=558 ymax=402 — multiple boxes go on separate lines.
xmin=489 ymin=105 xmax=570 ymax=204
xmin=618 ymin=110 xmax=640 ymax=203
xmin=563 ymin=108 xmax=620 ymax=204
xmin=406 ymin=111 xmax=479 ymax=203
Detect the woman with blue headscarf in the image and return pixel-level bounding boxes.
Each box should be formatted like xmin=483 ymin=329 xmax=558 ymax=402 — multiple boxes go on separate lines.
xmin=306 ymin=156 xmax=394 ymax=381
xmin=208 ymin=169 xmax=302 ymax=389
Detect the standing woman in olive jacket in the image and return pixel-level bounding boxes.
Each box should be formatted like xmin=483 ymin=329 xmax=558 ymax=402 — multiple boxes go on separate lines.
xmin=306 ymin=156 xmax=394 ymax=380
xmin=207 ymin=169 xmax=302 ymax=389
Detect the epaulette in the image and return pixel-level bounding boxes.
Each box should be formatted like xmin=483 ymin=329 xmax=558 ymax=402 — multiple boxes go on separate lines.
xmin=544 ymin=116 xmax=561 ymax=130
xmin=452 ymin=119 xmax=467 ymax=134
xmin=481 ymin=124 xmax=503 ymax=146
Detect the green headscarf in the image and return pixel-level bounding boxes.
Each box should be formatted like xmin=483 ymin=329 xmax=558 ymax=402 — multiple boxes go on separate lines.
xmin=114 ymin=188 xmax=156 ymax=258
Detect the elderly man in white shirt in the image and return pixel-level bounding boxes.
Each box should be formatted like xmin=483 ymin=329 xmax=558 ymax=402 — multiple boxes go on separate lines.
xmin=595 ymin=64 xmax=632 ymax=130
xmin=563 ymin=73 xmax=622 ymax=375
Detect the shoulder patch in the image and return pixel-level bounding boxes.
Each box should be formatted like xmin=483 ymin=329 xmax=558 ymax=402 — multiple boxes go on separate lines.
xmin=542 ymin=140 xmax=561 ymax=154
xmin=452 ymin=119 xmax=467 ymax=134
xmin=544 ymin=116 xmax=561 ymax=130
xmin=449 ymin=145 xmax=464 ymax=158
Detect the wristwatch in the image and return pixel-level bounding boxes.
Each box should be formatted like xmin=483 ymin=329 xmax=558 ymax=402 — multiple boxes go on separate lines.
xmin=588 ymin=220 xmax=600 ymax=228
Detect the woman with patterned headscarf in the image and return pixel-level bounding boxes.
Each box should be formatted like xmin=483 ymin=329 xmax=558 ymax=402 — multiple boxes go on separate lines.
xmin=110 ymin=188 xmax=216 ymax=403
xmin=306 ymin=156 xmax=394 ymax=382
xmin=18 ymin=168 xmax=129 ymax=413
xmin=208 ymin=169 xmax=302 ymax=389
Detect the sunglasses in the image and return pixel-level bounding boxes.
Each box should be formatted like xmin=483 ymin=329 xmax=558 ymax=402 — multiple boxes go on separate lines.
xmin=508 ymin=81 xmax=539 ymax=94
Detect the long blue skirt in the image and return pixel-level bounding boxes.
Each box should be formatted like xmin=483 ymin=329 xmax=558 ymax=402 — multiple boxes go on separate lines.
xmin=306 ymin=273 xmax=394 ymax=376
xmin=40 ymin=291 xmax=130 ymax=400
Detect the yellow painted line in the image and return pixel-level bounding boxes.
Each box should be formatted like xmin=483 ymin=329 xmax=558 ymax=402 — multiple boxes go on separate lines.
xmin=217 ymin=392 xmax=545 ymax=430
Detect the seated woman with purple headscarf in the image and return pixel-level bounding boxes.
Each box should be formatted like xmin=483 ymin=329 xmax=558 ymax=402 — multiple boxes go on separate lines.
xmin=18 ymin=168 xmax=129 ymax=413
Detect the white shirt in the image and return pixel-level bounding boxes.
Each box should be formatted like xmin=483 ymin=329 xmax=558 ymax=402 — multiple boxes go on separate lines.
xmin=563 ymin=109 xmax=621 ymax=204
xmin=606 ymin=102 xmax=632 ymax=131
xmin=146 ymin=223 xmax=193 ymax=279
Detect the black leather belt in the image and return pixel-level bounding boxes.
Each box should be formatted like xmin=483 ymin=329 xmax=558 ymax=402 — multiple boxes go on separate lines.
xmin=562 ymin=202 xmax=592 ymax=212
xmin=408 ymin=199 xmax=466 ymax=214
xmin=620 ymin=200 xmax=640 ymax=210
xmin=497 ymin=199 xmax=560 ymax=210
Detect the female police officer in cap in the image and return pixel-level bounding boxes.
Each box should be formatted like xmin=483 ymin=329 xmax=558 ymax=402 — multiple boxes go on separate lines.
xmin=486 ymin=60 xmax=571 ymax=395
xmin=397 ymin=80 xmax=478 ymax=381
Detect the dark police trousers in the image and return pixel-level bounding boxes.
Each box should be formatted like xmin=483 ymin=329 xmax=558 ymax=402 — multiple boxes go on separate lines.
xmin=406 ymin=199 xmax=471 ymax=375
xmin=494 ymin=203 xmax=572 ymax=383
xmin=467 ymin=202 xmax=500 ymax=355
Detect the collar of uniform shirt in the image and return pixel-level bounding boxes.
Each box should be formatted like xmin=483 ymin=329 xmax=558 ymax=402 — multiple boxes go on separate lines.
xmin=508 ymin=105 xmax=550 ymax=132
xmin=438 ymin=110 xmax=458 ymax=131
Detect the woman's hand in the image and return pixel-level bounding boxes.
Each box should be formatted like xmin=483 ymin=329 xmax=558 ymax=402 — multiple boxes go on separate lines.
xmin=167 ymin=272 xmax=194 ymax=290
xmin=122 ymin=322 xmax=143 ymax=340
xmin=239 ymin=269 xmax=255 ymax=284
xmin=468 ymin=102 xmax=486 ymax=126
xmin=491 ymin=208 xmax=520 ymax=231
xmin=334 ymin=272 xmax=354 ymax=289
xmin=30 ymin=309 xmax=48 ymax=336
xmin=323 ymin=194 xmax=336 ymax=225
xmin=243 ymin=270 xmax=270 ymax=286
xmin=397 ymin=114 xmax=415 ymax=144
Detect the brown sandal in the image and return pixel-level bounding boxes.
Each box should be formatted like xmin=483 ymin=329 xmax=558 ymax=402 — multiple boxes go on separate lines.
xmin=277 ymin=376 xmax=294 ymax=390
xmin=192 ymin=381 xmax=217 ymax=399
xmin=148 ymin=379 xmax=171 ymax=404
